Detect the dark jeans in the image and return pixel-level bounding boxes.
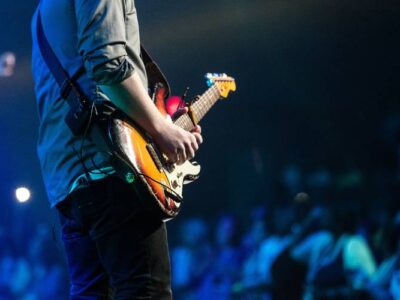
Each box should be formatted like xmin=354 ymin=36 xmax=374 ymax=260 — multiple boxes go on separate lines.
xmin=57 ymin=176 xmax=172 ymax=300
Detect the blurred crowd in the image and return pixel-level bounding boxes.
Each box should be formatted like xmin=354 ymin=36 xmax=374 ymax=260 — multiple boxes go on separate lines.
xmin=167 ymin=112 xmax=400 ymax=300
xmin=0 ymin=223 xmax=67 ymax=300
xmin=170 ymin=201 xmax=400 ymax=300
xmin=6 ymin=184 xmax=400 ymax=300
xmin=2 ymin=183 xmax=399 ymax=300
xmin=169 ymin=117 xmax=400 ymax=299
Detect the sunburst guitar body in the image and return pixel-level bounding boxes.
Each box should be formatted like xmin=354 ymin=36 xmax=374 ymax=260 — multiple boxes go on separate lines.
xmin=108 ymin=74 xmax=236 ymax=221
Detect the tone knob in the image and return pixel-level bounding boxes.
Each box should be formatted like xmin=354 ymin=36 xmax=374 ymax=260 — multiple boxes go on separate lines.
xmin=171 ymin=180 xmax=179 ymax=189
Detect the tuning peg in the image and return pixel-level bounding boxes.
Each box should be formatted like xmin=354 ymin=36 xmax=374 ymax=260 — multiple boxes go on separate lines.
xmin=181 ymin=87 xmax=190 ymax=103
xmin=205 ymin=73 xmax=214 ymax=87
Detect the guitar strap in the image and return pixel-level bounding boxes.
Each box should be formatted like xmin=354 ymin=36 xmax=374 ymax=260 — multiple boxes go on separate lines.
xmin=36 ymin=10 xmax=171 ymax=136
xmin=140 ymin=47 xmax=171 ymax=99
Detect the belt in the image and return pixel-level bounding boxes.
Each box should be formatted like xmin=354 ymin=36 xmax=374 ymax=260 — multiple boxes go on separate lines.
xmin=69 ymin=167 xmax=116 ymax=193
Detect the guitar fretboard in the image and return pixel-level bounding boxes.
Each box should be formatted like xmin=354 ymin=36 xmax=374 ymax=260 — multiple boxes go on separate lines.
xmin=174 ymin=84 xmax=220 ymax=131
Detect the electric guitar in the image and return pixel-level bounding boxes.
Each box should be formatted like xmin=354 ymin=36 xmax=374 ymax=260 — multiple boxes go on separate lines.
xmin=107 ymin=74 xmax=236 ymax=220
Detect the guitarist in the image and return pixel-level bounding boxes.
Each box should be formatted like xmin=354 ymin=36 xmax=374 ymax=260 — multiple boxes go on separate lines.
xmin=31 ymin=0 xmax=202 ymax=299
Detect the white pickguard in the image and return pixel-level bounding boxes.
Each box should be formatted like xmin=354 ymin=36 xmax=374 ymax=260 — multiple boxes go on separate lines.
xmin=162 ymin=114 xmax=201 ymax=199
xmin=163 ymin=160 xmax=201 ymax=200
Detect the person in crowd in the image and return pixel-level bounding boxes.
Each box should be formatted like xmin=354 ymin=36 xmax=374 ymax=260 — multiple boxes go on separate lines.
xmin=0 ymin=232 xmax=16 ymax=299
xmin=171 ymin=218 xmax=212 ymax=300
xmin=304 ymin=203 xmax=377 ymax=300
xmin=279 ymin=164 xmax=303 ymax=199
xmin=198 ymin=214 xmax=243 ymax=300
xmin=24 ymin=224 xmax=66 ymax=300
xmin=233 ymin=207 xmax=271 ymax=299
xmin=258 ymin=205 xmax=295 ymax=289
xmin=364 ymin=211 xmax=400 ymax=299
xmin=389 ymin=212 xmax=400 ymax=299
xmin=0 ymin=234 xmax=32 ymax=299
xmin=270 ymin=201 xmax=331 ymax=300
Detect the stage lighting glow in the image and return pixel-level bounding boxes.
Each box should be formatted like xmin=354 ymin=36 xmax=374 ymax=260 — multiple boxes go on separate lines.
xmin=15 ymin=187 xmax=31 ymax=203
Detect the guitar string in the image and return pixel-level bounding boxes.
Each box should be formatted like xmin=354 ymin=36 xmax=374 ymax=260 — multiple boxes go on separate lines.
xmin=192 ymin=84 xmax=219 ymax=121
xmin=176 ymin=85 xmax=218 ymax=130
xmin=179 ymin=84 xmax=218 ymax=129
xmin=197 ymin=84 xmax=218 ymax=118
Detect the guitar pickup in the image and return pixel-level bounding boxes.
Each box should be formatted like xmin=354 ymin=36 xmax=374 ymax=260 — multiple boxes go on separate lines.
xmin=146 ymin=144 xmax=163 ymax=170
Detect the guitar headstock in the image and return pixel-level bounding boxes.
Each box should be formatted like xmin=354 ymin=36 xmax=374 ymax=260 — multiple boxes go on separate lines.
xmin=206 ymin=73 xmax=236 ymax=99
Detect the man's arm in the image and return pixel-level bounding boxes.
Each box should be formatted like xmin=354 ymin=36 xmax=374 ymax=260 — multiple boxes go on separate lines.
xmin=74 ymin=0 xmax=202 ymax=163
xmin=100 ymin=72 xmax=202 ymax=164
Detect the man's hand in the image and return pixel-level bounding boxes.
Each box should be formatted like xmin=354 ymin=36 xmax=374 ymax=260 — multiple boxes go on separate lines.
xmin=153 ymin=107 xmax=203 ymax=165
xmin=100 ymin=73 xmax=203 ymax=165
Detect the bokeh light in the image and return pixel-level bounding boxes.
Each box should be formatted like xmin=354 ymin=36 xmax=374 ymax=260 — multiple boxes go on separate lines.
xmin=15 ymin=187 xmax=31 ymax=203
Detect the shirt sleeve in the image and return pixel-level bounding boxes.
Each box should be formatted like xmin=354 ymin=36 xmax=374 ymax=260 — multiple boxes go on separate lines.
xmin=74 ymin=0 xmax=135 ymax=84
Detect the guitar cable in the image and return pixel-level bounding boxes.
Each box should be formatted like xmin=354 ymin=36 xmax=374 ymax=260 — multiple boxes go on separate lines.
xmin=112 ymin=150 xmax=184 ymax=203
xmin=136 ymin=172 xmax=183 ymax=203
xmin=75 ymin=101 xmax=183 ymax=204
xmin=75 ymin=101 xmax=114 ymax=181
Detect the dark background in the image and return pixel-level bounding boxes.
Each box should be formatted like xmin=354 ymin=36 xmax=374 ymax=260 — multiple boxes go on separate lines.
xmin=1 ymin=0 xmax=400 ymax=256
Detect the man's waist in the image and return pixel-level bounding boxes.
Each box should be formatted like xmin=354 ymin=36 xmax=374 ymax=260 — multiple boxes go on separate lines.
xmin=69 ymin=167 xmax=116 ymax=194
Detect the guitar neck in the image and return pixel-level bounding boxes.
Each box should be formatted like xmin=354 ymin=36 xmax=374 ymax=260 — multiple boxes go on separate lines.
xmin=174 ymin=84 xmax=220 ymax=131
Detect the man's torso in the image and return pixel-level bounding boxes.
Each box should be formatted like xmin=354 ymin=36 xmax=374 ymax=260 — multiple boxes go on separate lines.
xmin=32 ymin=0 xmax=147 ymax=206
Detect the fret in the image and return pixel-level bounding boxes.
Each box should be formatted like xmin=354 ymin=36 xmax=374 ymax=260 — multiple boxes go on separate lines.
xmin=191 ymin=85 xmax=220 ymax=122
xmin=173 ymin=84 xmax=221 ymax=131
xmin=174 ymin=113 xmax=194 ymax=131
